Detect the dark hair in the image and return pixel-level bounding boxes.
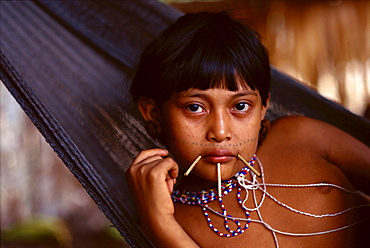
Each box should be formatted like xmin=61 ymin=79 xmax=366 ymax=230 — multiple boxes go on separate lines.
xmin=130 ymin=12 xmax=270 ymax=106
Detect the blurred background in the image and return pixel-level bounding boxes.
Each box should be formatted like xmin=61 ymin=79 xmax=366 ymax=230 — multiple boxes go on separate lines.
xmin=1 ymin=0 xmax=369 ymax=247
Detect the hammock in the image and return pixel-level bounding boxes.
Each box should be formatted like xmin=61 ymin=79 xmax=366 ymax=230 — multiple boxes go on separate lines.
xmin=1 ymin=1 xmax=369 ymax=247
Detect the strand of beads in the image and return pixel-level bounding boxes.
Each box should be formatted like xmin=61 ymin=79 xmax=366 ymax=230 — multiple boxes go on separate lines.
xmin=172 ymin=155 xmax=256 ymax=237
xmin=202 ymin=186 xmax=251 ymax=237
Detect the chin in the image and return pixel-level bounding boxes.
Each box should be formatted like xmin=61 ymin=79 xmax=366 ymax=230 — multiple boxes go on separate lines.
xmin=199 ymin=165 xmax=239 ymax=181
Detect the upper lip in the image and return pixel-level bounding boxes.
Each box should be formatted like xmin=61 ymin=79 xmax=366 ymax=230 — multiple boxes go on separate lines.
xmin=203 ymin=149 xmax=235 ymax=157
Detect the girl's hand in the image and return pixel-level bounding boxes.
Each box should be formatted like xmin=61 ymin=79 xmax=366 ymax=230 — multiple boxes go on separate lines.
xmin=126 ymin=148 xmax=179 ymax=222
xmin=126 ymin=148 xmax=199 ymax=247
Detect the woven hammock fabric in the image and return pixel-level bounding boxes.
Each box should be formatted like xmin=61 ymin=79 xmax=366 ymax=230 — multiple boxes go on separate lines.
xmin=1 ymin=1 xmax=369 ymax=247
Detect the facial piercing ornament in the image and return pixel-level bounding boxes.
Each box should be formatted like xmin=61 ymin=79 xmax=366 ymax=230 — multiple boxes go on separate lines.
xmin=217 ymin=163 xmax=222 ymax=197
xmin=237 ymin=154 xmax=261 ymax=178
xmin=184 ymin=155 xmax=202 ymax=176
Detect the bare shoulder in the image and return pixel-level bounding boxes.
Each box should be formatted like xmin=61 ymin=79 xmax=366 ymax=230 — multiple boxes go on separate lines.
xmin=267 ymin=115 xmax=369 ymax=162
xmin=267 ymin=115 xmax=365 ymax=148
xmin=269 ymin=115 xmax=333 ymax=136
xmin=266 ymin=115 xmax=333 ymax=148
xmin=265 ymin=115 xmax=370 ymax=194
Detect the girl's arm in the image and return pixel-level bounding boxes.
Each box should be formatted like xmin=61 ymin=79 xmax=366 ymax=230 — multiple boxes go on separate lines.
xmin=126 ymin=148 xmax=199 ymax=248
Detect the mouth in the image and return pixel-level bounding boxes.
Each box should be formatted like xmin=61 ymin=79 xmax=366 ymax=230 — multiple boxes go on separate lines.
xmin=202 ymin=149 xmax=235 ymax=164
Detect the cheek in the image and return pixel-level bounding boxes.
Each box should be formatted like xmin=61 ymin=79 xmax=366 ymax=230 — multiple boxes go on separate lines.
xmin=162 ymin=117 xmax=196 ymax=146
xmin=167 ymin=123 xmax=200 ymax=150
xmin=162 ymin=122 xmax=204 ymax=166
xmin=233 ymin=116 xmax=261 ymax=138
xmin=165 ymin=119 xmax=196 ymax=141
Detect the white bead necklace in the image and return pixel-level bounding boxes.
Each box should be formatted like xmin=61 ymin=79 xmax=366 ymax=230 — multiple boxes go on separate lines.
xmin=204 ymin=156 xmax=370 ymax=248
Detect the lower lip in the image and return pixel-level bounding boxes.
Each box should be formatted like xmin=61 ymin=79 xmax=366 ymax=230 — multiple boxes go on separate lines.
xmin=204 ymin=156 xmax=234 ymax=164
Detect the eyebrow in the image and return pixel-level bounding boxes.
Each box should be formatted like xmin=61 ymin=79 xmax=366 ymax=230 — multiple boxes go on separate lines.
xmin=233 ymin=91 xmax=259 ymax=97
xmin=180 ymin=90 xmax=258 ymax=99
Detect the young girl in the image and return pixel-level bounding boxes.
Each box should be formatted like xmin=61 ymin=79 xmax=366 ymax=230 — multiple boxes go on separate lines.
xmin=126 ymin=12 xmax=370 ymax=247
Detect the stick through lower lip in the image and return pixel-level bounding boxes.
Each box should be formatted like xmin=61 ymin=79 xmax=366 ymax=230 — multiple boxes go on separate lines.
xmin=184 ymin=155 xmax=202 ymax=176
xmin=217 ymin=163 xmax=222 ymax=198
xmin=237 ymin=154 xmax=261 ymax=178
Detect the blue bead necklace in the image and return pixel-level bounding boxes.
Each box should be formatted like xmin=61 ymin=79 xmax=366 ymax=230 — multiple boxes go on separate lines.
xmin=172 ymin=155 xmax=256 ymax=237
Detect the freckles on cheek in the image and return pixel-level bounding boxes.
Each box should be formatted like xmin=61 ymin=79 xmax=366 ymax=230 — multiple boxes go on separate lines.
xmin=174 ymin=138 xmax=259 ymax=148
xmin=168 ymin=118 xmax=261 ymax=151
xmin=176 ymin=123 xmax=198 ymax=139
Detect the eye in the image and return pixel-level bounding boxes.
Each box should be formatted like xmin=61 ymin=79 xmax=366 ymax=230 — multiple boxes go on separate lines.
xmin=186 ymin=104 xmax=204 ymax=113
xmin=233 ymin=102 xmax=250 ymax=112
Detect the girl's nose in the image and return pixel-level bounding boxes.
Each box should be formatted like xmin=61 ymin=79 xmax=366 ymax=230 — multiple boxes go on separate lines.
xmin=206 ymin=111 xmax=232 ymax=142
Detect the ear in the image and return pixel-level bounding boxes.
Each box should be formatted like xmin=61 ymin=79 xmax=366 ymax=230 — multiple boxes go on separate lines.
xmin=260 ymin=93 xmax=270 ymax=120
xmin=138 ymin=97 xmax=162 ymax=133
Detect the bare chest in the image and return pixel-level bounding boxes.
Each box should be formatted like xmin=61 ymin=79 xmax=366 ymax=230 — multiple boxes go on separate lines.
xmin=174 ymin=155 xmax=370 ymax=247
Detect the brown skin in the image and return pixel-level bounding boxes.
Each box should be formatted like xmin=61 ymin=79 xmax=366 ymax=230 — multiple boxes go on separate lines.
xmin=126 ymin=85 xmax=370 ymax=248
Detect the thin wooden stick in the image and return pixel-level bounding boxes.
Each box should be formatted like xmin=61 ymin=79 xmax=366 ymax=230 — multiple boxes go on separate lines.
xmin=217 ymin=163 xmax=222 ymax=198
xmin=184 ymin=155 xmax=202 ymax=176
xmin=237 ymin=154 xmax=261 ymax=178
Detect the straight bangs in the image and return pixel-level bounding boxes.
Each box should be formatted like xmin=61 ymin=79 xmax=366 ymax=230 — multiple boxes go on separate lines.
xmin=170 ymin=43 xmax=259 ymax=93
xmin=131 ymin=12 xmax=270 ymax=106
xmin=160 ymin=16 xmax=270 ymax=104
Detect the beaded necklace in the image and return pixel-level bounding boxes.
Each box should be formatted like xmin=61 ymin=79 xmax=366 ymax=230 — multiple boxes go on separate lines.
xmin=171 ymin=155 xmax=257 ymax=237
xmin=172 ymin=155 xmax=370 ymax=246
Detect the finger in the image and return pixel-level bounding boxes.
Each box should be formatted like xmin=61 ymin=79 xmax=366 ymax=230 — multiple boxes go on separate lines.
xmin=150 ymin=157 xmax=179 ymax=179
xmin=163 ymin=157 xmax=179 ymax=178
xmin=166 ymin=178 xmax=176 ymax=193
xmin=132 ymin=148 xmax=168 ymax=165
xmin=139 ymin=155 xmax=164 ymax=166
xmin=163 ymin=159 xmax=179 ymax=193
xmin=167 ymin=165 xmax=179 ymax=180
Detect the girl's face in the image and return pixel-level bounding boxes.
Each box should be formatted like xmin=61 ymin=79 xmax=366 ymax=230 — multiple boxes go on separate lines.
xmin=159 ymin=80 xmax=269 ymax=185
